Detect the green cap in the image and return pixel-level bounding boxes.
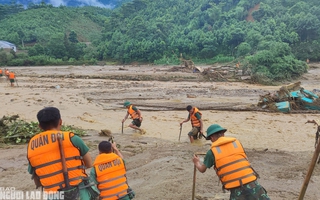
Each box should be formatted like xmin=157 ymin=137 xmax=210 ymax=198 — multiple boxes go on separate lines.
xmin=124 ymin=101 xmax=131 ymax=107
xmin=206 ymin=124 xmax=227 ymax=140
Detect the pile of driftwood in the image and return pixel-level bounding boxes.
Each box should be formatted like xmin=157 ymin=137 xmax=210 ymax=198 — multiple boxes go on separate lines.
xmin=178 ymin=53 xmax=195 ymax=70
xmin=201 ymin=65 xmax=249 ymax=81
xmin=168 ymin=52 xmax=251 ymax=81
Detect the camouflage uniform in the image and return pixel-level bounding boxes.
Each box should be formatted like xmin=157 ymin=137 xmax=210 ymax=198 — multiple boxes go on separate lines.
xmin=230 ymin=180 xmax=270 ymax=200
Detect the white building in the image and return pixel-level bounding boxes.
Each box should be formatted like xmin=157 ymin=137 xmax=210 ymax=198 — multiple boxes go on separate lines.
xmin=0 ymin=40 xmax=17 ymax=52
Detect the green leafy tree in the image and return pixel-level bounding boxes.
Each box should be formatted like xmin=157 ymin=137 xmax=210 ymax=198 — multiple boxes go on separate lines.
xmin=292 ymin=12 xmax=320 ymax=42
xmin=246 ymin=42 xmax=307 ymax=82
xmin=236 ymin=42 xmax=251 ymax=57
xmin=46 ymin=33 xmax=67 ymax=59
xmin=68 ymin=31 xmax=79 ymax=43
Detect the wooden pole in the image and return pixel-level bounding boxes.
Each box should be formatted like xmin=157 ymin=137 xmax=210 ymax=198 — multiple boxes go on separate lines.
xmin=192 ymin=153 xmax=206 ymax=200
xmin=57 ymin=133 xmax=70 ymax=188
xmin=179 ymin=125 xmax=182 ymax=142
xmin=121 ymin=122 xmax=124 ymax=134
xmin=192 ymin=164 xmax=196 ymax=200
xmin=298 ymin=138 xmax=320 ymax=200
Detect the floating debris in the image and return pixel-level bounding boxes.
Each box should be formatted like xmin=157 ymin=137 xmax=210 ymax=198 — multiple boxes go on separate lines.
xmin=258 ymin=82 xmax=320 ymax=112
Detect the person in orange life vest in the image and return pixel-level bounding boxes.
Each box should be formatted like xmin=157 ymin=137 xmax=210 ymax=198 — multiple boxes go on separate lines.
xmin=122 ymin=101 xmax=146 ymax=134
xmin=8 ymin=71 xmax=15 ymax=86
xmin=4 ymin=68 xmax=9 ymax=78
xmin=27 ymin=107 xmax=98 ymax=200
xmin=180 ymin=105 xmax=203 ymax=143
xmin=0 ymin=69 xmax=3 ymax=77
xmin=91 ymin=141 xmax=135 ymax=200
xmin=236 ymin=62 xmax=240 ymax=68
xmin=192 ymin=124 xmax=270 ymax=200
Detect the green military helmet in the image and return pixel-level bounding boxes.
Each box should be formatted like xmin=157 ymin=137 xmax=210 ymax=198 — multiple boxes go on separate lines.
xmin=206 ymin=124 xmax=227 ymax=140
xmin=124 ymin=101 xmax=131 ymax=107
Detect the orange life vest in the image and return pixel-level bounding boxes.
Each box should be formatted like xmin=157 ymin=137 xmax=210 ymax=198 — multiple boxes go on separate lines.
xmin=9 ymin=72 xmax=15 ymax=79
xmin=5 ymin=70 xmax=9 ymax=76
xmin=0 ymin=69 xmax=2 ymax=74
xmin=127 ymin=105 xmax=139 ymax=119
xmin=190 ymin=107 xmax=202 ymax=127
xmin=211 ymin=137 xmax=257 ymax=189
xmin=93 ymin=153 xmax=129 ymax=200
xmin=27 ymin=131 xmax=87 ymax=191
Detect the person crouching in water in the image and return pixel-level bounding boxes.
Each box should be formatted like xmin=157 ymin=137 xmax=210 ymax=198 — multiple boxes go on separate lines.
xmin=122 ymin=101 xmax=146 ymax=134
xmin=91 ymin=141 xmax=135 ymax=200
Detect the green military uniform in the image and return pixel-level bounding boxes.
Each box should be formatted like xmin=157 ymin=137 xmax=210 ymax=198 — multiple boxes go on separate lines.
xmin=203 ymin=148 xmax=270 ymax=200
xmin=28 ymin=134 xmax=99 ymax=200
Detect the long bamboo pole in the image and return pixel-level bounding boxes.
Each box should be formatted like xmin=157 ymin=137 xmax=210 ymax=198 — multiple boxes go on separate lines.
xmin=298 ymin=138 xmax=320 ymax=200
xmin=192 ymin=152 xmax=206 ymax=200
xmin=192 ymin=164 xmax=196 ymax=200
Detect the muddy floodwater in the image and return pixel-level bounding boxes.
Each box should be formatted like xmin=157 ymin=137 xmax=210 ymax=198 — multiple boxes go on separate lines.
xmin=1 ymin=64 xmax=320 ymax=199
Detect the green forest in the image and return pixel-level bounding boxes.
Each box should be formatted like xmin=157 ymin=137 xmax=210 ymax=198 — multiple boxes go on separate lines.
xmin=0 ymin=0 xmax=319 ymax=83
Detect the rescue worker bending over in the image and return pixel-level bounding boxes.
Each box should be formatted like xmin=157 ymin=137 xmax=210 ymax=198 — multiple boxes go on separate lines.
xmin=91 ymin=141 xmax=135 ymax=200
xmin=192 ymin=124 xmax=270 ymax=200
xmin=122 ymin=101 xmax=145 ymax=134
xmin=180 ymin=105 xmax=204 ymax=143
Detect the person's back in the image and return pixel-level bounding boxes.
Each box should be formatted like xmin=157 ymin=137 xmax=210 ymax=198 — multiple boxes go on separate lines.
xmin=192 ymin=124 xmax=270 ymax=200
xmin=8 ymin=71 xmax=15 ymax=86
xmin=9 ymin=71 xmax=14 ymax=78
xmin=28 ymin=131 xmax=87 ymax=190
xmin=27 ymin=107 xmax=98 ymax=200
xmin=91 ymin=141 xmax=135 ymax=200
xmin=211 ymin=137 xmax=257 ymax=190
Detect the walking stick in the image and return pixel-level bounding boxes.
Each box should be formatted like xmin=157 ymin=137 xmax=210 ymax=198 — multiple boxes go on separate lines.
xmin=192 ymin=152 xmax=206 ymax=200
xmin=179 ymin=125 xmax=182 ymax=141
xmin=192 ymin=164 xmax=196 ymax=200
xmin=298 ymin=124 xmax=320 ymax=200
xmin=122 ymin=122 xmax=124 ymax=134
xmin=108 ymin=136 xmax=115 ymax=153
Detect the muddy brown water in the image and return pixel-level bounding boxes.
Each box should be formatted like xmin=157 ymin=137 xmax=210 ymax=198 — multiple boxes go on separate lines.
xmin=1 ymin=64 xmax=320 ymax=199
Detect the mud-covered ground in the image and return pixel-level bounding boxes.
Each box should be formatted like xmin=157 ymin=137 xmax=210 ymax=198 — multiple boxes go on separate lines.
xmin=1 ymin=64 xmax=320 ymax=200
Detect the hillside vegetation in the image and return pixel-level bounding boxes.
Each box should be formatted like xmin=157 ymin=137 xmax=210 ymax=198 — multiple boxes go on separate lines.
xmin=1 ymin=0 xmax=320 ymax=84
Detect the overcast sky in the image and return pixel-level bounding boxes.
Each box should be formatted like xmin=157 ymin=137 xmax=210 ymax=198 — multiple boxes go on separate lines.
xmin=17 ymin=0 xmax=113 ymax=8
